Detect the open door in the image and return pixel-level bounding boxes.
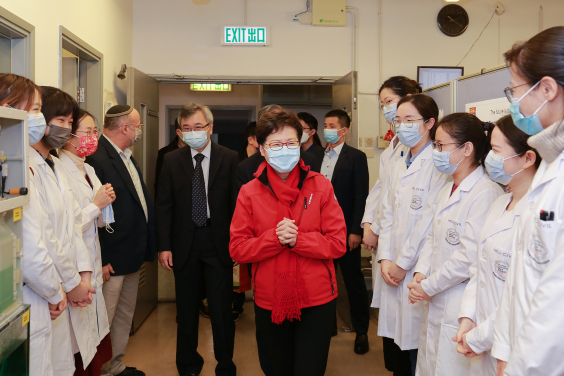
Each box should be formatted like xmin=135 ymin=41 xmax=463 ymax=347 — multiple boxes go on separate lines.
xmin=332 ymin=71 xmax=358 ymax=148
xmin=127 ymin=67 xmax=159 ymax=333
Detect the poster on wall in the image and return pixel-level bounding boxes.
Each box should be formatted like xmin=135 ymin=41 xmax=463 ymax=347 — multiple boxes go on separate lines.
xmin=465 ymin=97 xmax=510 ymax=123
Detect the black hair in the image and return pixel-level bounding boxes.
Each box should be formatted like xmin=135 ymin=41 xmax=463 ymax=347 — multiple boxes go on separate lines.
xmin=325 ymin=109 xmax=351 ymax=129
xmin=41 ymin=86 xmax=79 ymax=127
xmin=379 ymin=76 xmax=422 ymax=97
xmin=244 ymin=121 xmax=257 ymax=140
xmin=297 ymin=112 xmax=322 ymax=147
xmin=75 ymin=109 xmax=97 ymax=134
xmin=494 ymin=115 xmax=541 ymax=169
xmin=396 ymin=94 xmax=440 ymax=140
xmin=174 ymin=118 xmax=181 ymax=131
xmin=438 ymin=112 xmax=494 ymax=168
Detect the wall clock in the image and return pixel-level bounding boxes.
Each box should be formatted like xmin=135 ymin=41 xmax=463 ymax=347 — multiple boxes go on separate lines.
xmin=437 ymin=4 xmax=469 ymax=37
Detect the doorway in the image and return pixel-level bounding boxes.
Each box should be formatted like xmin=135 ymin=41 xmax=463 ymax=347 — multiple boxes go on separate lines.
xmin=0 ymin=6 xmax=35 ymax=78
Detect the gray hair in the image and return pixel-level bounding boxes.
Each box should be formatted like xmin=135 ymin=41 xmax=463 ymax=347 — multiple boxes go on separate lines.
xmin=258 ymin=104 xmax=282 ymax=120
xmin=177 ymin=102 xmax=214 ymax=126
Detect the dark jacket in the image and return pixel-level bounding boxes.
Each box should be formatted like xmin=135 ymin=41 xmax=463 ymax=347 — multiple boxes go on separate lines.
xmin=86 ymin=135 xmax=156 ymax=276
xmin=156 ymin=141 xmax=239 ymax=269
xmin=235 ymin=150 xmax=321 ymax=193
xmin=155 ymin=136 xmax=181 ymax=196
xmin=305 ymin=143 xmax=326 ymax=167
xmin=330 ymin=143 xmax=369 ymax=237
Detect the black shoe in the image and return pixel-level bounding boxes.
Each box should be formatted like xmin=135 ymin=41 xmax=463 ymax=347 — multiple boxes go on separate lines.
xmin=233 ymin=304 xmax=244 ymax=321
xmin=199 ymin=299 xmax=209 ymax=318
xmin=354 ymin=334 xmax=369 ymax=354
xmin=116 ymin=367 xmax=145 ymax=376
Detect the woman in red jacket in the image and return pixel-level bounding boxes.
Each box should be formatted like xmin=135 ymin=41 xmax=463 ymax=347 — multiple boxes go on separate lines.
xmin=230 ymin=109 xmax=347 ymax=376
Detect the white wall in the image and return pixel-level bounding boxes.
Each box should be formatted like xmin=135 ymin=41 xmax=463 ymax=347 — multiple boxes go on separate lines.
xmin=2 ymin=0 xmax=133 ymax=104
xmin=133 ymin=0 xmax=564 ymax=186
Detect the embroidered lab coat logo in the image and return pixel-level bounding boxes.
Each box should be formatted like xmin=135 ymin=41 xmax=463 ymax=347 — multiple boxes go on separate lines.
xmin=493 ymin=260 xmax=509 ymax=281
xmin=445 ymin=228 xmax=460 ymax=246
xmin=410 ymin=195 xmax=423 ymax=210
xmin=528 ymin=233 xmax=550 ymax=264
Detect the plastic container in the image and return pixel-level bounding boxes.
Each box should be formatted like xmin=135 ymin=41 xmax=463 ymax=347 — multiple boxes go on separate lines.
xmin=0 ymin=214 xmax=16 ymax=315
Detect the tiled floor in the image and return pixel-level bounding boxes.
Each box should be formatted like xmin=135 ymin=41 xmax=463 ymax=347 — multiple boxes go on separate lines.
xmin=123 ymin=302 xmax=392 ymax=376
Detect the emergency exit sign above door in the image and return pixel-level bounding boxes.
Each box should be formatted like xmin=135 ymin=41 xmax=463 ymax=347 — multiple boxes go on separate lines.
xmin=222 ymin=26 xmax=270 ymax=46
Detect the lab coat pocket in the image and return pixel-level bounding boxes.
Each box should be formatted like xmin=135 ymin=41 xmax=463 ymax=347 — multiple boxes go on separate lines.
xmin=526 ymin=223 xmax=557 ymax=273
xmin=435 ymin=323 xmax=471 ymax=376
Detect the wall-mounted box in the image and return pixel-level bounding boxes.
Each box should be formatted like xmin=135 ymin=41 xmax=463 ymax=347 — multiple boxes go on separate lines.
xmin=312 ymin=0 xmax=346 ymax=27
xmin=377 ymin=135 xmax=390 ymax=149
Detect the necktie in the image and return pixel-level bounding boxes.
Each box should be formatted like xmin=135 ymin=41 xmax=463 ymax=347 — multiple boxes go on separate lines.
xmin=192 ymin=153 xmax=207 ymax=226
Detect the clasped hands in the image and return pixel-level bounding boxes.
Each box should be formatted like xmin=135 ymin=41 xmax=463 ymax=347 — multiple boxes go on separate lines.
xmin=407 ymin=272 xmax=431 ymax=303
xmin=380 ymin=259 xmax=408 ymax=286
xmin=48 ymin=272 xmax=96 ymax=321
xmin=452 ymin=317 xmax=479 ymax=358
xmin=277 ymin=217 xmax=297 ymax=247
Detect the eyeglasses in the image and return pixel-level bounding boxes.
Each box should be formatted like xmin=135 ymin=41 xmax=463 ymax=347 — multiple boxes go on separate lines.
xmin=503 ymin=83 xmax=529 ymax=102
xmin=379 ymin=96 xmax=400 ymax=110
xmin=392 ymin=117 xmax=428 ymax=127
xmin=266 ymin=140 xmax=300 ymax=151
xmin=75 ymin=129 xmax=99 ymax=136
xmin=302 ymin=127 xmax=312 ymax=131
xmin=432 ymin=141 xmax=461 ymax=152
xmin=183 ymin=123 xmax=210 ymax=132
xmin=125 ymin=123 xmax=144 ymax=130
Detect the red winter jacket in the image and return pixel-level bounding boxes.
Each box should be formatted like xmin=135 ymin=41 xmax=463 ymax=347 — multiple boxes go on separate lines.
xmin=229 ymin=160 xmax=347 ymax=310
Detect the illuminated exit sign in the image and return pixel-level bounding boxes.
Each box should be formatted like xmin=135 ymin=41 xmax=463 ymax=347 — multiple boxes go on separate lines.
xmin=190 ymin=84 xmax=232 ymax=92
xmin=222 ymin=26 xmax=270 ymax=46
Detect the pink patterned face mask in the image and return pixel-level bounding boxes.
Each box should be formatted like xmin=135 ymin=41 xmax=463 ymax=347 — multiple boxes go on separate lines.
xmin=70 ymin=134 xmax=98 ymax=157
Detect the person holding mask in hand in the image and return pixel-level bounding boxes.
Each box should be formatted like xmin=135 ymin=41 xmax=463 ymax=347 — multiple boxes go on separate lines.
xmin=230 ymin=109 xmax=346 ymax=376
xmin=376 ymin=94 xmax=451 ymax=376
xmin=407 ymin=113 xmax=503 ymax=376
xmin=452 ymin=115 xmax=539 ymax=376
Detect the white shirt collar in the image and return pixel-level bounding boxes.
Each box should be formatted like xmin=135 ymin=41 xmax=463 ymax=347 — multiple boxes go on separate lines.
xmin=325 ymin=142 xmax=345 ymax=156
xmin=104 ymin=134 xmax=132 ymax=159
xmin=190 ymin=140 xmax=212 ymax=160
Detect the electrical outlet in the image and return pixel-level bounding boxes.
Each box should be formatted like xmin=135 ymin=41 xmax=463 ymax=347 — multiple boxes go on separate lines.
xmin=365 ymin=137 xmax=374 ymax=147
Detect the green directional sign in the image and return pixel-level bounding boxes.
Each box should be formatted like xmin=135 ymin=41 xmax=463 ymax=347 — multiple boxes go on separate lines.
xmin=190 ymin=84 xmax=232 ymax=92
xmin=223 ymin=26 xmax=270 ymax=46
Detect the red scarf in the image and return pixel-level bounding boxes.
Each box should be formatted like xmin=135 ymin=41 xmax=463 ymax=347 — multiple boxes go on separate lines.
xmin=266 ymin=164 xmax=310 ymax=324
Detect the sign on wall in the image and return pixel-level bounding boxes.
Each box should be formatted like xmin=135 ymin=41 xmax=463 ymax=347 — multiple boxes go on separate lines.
xmin=465 ymin=97 xmax=510 ymax=123
xmin=190 ymin=84 xmax=232 ymax=92
xmin=222 ymin=26 xmax=270 ymax=46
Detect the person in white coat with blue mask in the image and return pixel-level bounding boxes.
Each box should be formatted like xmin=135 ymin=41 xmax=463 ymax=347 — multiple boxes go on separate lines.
xmin=407 ymin=113 xmax=504 ymax=376
xmin=376 ymin=94 xmax=451 ymax=376
xmin=452 ymin=115 xmax=540 ymax=376
xmin=490 ymin=26 xmax=564 ymax=376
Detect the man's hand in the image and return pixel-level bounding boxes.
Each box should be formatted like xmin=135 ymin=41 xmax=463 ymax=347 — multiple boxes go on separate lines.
xmin=407 ymin=273 xmax=430 ymax=304
xmin=380 ymin=259 xmax=399 ymax=287
xmin=102 ymin=263 xmax=115 ymax=282
xmin=389 ymin=262 xmax=407 ymax=283
xmin=276 ymin=218 xmax=298 ymax=246
xmin=159 ymin=251 xmax=174 ymax=271
xmin=348 ymin=234 xmax=361 ymax=250
xmin=66 ymin=281 xmax=96 ymax=304
xmin=497 ymin=359 xmax=507 ymax=376
xmin=362 ymin=224 xmax=379 ymax=251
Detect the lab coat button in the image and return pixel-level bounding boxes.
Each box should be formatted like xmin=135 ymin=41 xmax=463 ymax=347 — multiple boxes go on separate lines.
xmin=395 ymin=225 xmax=399 ymax=230
xmin=482 ymin=251 xmax=487 ymax=258
xmin=402 ymin=183 xmax=406 ymax=187
xmin=480 ymin=282 xmax=485 ymax=288
xmin=529 ymin=202 xmax=535 ymax=209
xmin=433 ymin=247 xmax=437 ymax=253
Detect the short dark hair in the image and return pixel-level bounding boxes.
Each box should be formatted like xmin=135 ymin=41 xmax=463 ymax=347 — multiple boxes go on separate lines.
xmin=256 ymin=109 xmax=302 ymax=145
xmin=244 ymin=121 xmax=257 ymax=140
xmin=494 ymin=115 xmax=541 ymax=169
xmin=379 ymin=76 xmax=422 ymax=97
xmin=75 ymin=109 xmax=97 ymax=134
xmin=297 ymin=112 xmax=318 ymax=130
xmin=41 ymin=86 xmax=79 ymax=127
xmin=325 ymin=109 xmax=351 ymax=128
xmin=438 ymin=112 xmax=494 ymax=168
xmin=174 ymin=118 xmax=181 ymax=131
xmin=397 ymin=94 xmax=440 ymax=140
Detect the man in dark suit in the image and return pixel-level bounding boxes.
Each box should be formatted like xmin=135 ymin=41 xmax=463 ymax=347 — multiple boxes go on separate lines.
xmin=155 ymin=118 xmax=184 ymax=196
xmin=298 ymin=111 xmax=326 ymax=164
xmin=86 ymin=105 xmax=156 ymax=376
xmin=321 ymin=109 xmax=370 ymax=355
xmin=157 ymin=103 xmax=238 ymax=376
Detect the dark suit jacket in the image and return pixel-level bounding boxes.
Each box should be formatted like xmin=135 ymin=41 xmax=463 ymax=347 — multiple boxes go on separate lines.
xmin=235 ymin=150 xmax=320 ymax=193
xmin=86 ymin=136 xmax=156 ymax=276
xmin=156 ymin=141 xmax=239 ymax=269
xmin=329 ymin=143 xmax=369 ymax=237
xmin=154 ymin=136 xmax=180 ymax=196
xmin=305 ymin=143 xmax=326 ymax=167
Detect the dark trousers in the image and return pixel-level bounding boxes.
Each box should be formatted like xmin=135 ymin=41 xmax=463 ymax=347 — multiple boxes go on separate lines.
xmin=174 ymin=226 xmax=236 ymax=376
xmin=255 ymin=305 xmax=272 ymax=376
xmin=333 ymin=244 xmax=370 ymax=335
xmin=254 ymin=299 xmax=336 ymax=376
xmin=383 ymin=337 xmax=417 ymax=376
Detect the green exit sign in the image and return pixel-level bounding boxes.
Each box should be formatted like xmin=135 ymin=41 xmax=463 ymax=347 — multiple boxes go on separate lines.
xmin=222 ymin=26 xmax=270 ymax=46
xmin=190 ymin=84 xmax=232 ymax=92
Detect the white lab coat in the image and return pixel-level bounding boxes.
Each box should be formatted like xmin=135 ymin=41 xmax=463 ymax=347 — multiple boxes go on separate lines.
xmin=376 ymin=144 xmax=451 ymax=350
xmin=457 ymin=193 xmax=524 ymax=376
xmin=22 ymin=179 xmax=65 ymax=376
xmin=59 ymin=151 xmax=110 ymax=367
xmin=29 ymin=149 xmax=93 ymax=376
xmin=491 ymin=150 xmax=564 ymax=375
xmin=414 ymin=166 xmax=503 ymax=376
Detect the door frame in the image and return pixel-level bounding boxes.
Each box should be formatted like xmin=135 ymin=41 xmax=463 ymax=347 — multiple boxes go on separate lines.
xmin=0 ymin=6 xmax=35 ymax=79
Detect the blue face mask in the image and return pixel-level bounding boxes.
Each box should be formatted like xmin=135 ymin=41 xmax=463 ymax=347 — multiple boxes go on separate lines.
xmin=324 ymin=128 xmax=343 ymax=144
xmin=383 ymin=103 xmax=398 ymax=124
xmin=28 ymin=113 xmax=47 ymax=145
xmin=266 ymin=146 xmax=300 ymax=173
xmin=484 ymin=150 xmax=522 ymax=185
xmin=183 ymin=131 xmax=209 ymax=149
xmin=432 ymin=144 xmax=466 ymax=175
xmin=102 ymin=204 xmax=115 ymax=233
xmin=509 ymin=81 xmax=548 ymax=136
xmin=396 ymin=121 xmax=428 ymax=148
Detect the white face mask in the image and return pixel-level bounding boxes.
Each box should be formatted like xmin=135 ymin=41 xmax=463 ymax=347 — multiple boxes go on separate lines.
xmin=301 ymin=131 xmax=310 ymax=144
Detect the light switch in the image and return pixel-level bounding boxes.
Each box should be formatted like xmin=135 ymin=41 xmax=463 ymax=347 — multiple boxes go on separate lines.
xmin=364 ymin=137 xmax=374 ymax=147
